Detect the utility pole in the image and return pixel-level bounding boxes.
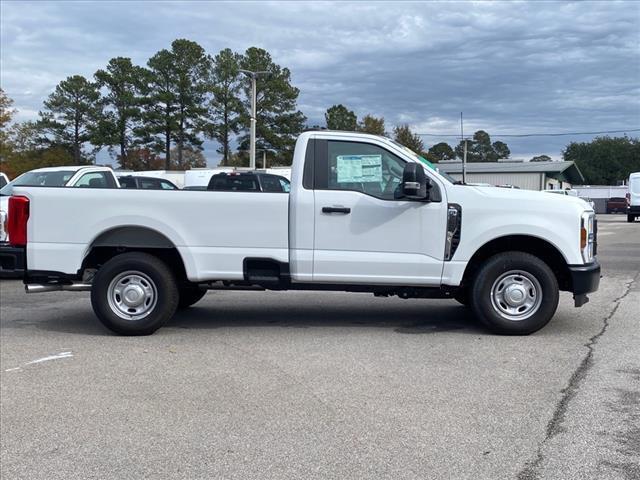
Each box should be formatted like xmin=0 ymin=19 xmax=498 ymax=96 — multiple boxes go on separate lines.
xmin=239 ymin=69 xmax=269 ymax=169
xmin=460 ymin=112 xmax=467 ymax=184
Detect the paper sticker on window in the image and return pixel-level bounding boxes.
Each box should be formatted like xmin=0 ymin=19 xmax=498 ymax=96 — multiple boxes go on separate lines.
xmin=336 ymin=155 xmax=382 ymax=183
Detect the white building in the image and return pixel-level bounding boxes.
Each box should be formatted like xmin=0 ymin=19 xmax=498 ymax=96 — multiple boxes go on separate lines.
xmin=436 ymin=161 xmax=585 ymax=191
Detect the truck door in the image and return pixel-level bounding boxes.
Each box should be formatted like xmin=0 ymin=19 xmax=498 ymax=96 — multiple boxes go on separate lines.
xmin=312 ymin=139 xmax=447 ymax=285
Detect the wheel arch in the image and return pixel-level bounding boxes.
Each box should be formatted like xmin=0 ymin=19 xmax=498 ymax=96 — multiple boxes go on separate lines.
xmin=81 ymin=226 xmax=189 ymax=282
xmin=460 ymin=234 xmax=572 ymax=292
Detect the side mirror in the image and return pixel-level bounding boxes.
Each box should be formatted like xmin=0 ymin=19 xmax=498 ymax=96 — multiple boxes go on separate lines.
xmin=399 ymin=162 xmax=430 ymax=200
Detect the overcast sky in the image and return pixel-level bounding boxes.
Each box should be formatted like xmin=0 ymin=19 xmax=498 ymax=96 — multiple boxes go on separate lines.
xmin=2 ymin=0 xmax=639 ymax=164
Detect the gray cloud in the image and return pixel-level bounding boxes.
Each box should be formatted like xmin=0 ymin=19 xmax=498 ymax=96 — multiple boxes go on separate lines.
xmin=1 ymin=0 xmax=639 ymax=164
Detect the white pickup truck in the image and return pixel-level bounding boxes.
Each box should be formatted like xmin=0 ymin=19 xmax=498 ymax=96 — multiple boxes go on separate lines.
xmin=6 ymin=131 xmax=600 ymax=335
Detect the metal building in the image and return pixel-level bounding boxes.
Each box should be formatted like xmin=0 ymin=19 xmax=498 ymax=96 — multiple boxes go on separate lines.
xmin=436 ymin=161 xmax=584 ymax=191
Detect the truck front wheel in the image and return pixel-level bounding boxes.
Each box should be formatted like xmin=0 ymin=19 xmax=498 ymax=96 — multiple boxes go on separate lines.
xmin=90 ymin=252 xmax=179 ymax=335
xmin=470 ymin=252 xmax=559 ymax=335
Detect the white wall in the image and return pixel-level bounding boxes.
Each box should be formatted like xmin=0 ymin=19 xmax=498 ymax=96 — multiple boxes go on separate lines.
xmin=572 ymin=185 xmax=628 ymax=199
xmin=447 ymin=172 xmax=543 ymax=190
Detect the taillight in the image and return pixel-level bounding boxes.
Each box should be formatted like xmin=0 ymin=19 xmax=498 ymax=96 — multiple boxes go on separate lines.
xmin=8 ymin=195 xmax=29 ymax=247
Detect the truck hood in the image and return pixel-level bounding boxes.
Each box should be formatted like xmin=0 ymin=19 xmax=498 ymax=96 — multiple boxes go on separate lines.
xmin=458 ymin=185 xmax=593 ymax=212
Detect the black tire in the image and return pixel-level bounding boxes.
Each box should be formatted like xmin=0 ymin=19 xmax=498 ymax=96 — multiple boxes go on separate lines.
xmin=90 ymin=252 xmax=179 ymax=335
xmin=470 ymin=252 xmax=559 ymax=335
xmin=628 ymin=214 xmax=635 ymax=223
xmin=178 ymin=286 xmax=207 ymax=309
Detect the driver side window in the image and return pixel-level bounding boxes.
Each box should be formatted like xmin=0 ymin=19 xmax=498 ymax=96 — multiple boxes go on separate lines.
xmin=326 ymin=141 xmax=405 ymax=200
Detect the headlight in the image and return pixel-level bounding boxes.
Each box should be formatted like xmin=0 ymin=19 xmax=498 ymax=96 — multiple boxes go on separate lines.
xmin=580 ymin=212 xmax=595 ymax=263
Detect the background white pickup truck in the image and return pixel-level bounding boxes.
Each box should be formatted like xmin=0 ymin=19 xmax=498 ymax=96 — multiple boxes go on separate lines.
xmin=7 ymin=131 xmax=600 ymax=335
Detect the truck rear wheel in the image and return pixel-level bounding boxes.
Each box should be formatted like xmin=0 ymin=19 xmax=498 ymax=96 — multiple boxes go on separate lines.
xmin=470 ymin=252 xmax=559 ymax=335
xmin=90 ymin=252 xmax=178 ymax=335
xmin=628 ymin=214 xmax=635 ymax=223
xmin=178 ymin=286 xmax=207 ymax=309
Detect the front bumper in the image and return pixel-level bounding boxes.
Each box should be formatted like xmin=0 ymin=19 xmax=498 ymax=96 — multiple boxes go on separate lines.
xmin=569 ymin=260 xmax=601 ymax=307
xmin=0 ymin=243 xmax=25 ymax=278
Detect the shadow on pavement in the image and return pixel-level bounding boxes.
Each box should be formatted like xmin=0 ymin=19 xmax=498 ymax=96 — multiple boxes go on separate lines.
xmin=27 ymin=301 xmax=485 ymax=336
xmin=166 ymin=302 xmax=484 ymax=335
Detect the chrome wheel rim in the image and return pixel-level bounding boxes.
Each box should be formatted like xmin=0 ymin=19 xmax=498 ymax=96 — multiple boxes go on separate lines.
xmin=490 ymin=270 xmax=542 ymax=321
xmin=107 ymin=270 xmax=157 ymax=321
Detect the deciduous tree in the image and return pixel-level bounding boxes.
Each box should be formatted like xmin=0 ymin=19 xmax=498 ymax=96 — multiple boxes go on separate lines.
xmin=358 ymin=114 xmax=386 ymax=136
xmin=393 ymin=124 xmax=424 ymax=153
xmin=426 ymin=142 xmax=455 ymax=162
xmin=169 ymin=146 xmax=206 ymax=169
xmin=454 ymin=130 xmax=510 ymax=162
xmin=530 ymin=154 xmax=552 ymax=162
xmin=0 ymin=88 xmax=16 ymax=168
xmin=2 ymin=120 xmax=74 ymax=177
xmin=563 ymin=136 xmax=640 ymax=184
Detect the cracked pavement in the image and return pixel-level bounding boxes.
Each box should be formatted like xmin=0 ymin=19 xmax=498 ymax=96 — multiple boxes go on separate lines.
xmin=1 ymin=215 xmax=639 ymax=479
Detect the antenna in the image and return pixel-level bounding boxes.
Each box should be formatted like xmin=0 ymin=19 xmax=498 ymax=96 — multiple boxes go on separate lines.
xmin=461 ymin=112 xmax=467 ymax=184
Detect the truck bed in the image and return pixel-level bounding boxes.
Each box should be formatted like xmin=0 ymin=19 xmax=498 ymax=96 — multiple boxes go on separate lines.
xmin=17 ymin=187 xmax=290 ymax=282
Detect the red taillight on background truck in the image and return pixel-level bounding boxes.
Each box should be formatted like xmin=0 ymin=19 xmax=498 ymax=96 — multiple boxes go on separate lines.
xmin=7 ymin=196 xmax=29 ymax=247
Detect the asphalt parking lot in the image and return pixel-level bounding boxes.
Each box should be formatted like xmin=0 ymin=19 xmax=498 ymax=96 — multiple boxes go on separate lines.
xmin=1 ymin=215 xmax=638 ymax=480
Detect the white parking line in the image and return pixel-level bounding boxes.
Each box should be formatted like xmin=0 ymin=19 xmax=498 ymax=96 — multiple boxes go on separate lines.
xmin=4 ymin=351 xmax=73 ymax=372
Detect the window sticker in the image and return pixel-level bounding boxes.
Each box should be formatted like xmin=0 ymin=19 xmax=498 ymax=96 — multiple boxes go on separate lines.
xmin=336 ymin=155 xmax=382 ymax=183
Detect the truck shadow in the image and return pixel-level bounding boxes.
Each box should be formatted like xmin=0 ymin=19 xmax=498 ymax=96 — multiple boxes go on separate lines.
xmin=166 ymin=303 xmax=484 ymax=335
xmin=30 ymin=303 xmax=485 ymax=336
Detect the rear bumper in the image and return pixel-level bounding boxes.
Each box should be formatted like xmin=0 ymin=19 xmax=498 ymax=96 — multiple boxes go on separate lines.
xmin=627 ymin=205 xmax=640 ymax=214
xmin=568 ymin=260 xmax=601 ymax=307
xmin=0 ymin=243 xmax=25 ymax=278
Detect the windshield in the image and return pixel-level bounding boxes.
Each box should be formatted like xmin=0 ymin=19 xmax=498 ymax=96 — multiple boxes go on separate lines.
xmin=0 ymin=170 xmax=76 ymax=196
xmin=387 ymin=139 xmax=457 ymax=184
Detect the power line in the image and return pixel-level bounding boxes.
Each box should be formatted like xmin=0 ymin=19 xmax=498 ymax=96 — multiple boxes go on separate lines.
xmin=416 ymin=128 xmax=640 ymax=138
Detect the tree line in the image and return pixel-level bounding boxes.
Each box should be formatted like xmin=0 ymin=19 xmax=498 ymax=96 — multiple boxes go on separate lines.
xmin=322 ymin=103 xmax=512 ymax=163
xmin=1 ymin=40 xmax=307 ymax=175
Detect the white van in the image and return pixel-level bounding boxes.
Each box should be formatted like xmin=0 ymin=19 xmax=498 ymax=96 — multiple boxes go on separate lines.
xmin=628 ymin=172 xmax=640 ymax=222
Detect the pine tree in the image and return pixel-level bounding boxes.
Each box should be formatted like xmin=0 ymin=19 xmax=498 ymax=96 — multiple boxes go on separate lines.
xmin=38 ymin=75 xmax=101 ymax=164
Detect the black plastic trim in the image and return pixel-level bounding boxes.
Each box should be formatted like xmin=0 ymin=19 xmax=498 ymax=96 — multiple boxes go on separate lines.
xmin=568 ymin=260 xmax=601 ymax=295
xmin=302 ymin=139 xmax=315 ymax=190
xmin=23 ymin=270 xmax=80 ymax=284
xmin=0 ymin=244 xmax=25 ymax=278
